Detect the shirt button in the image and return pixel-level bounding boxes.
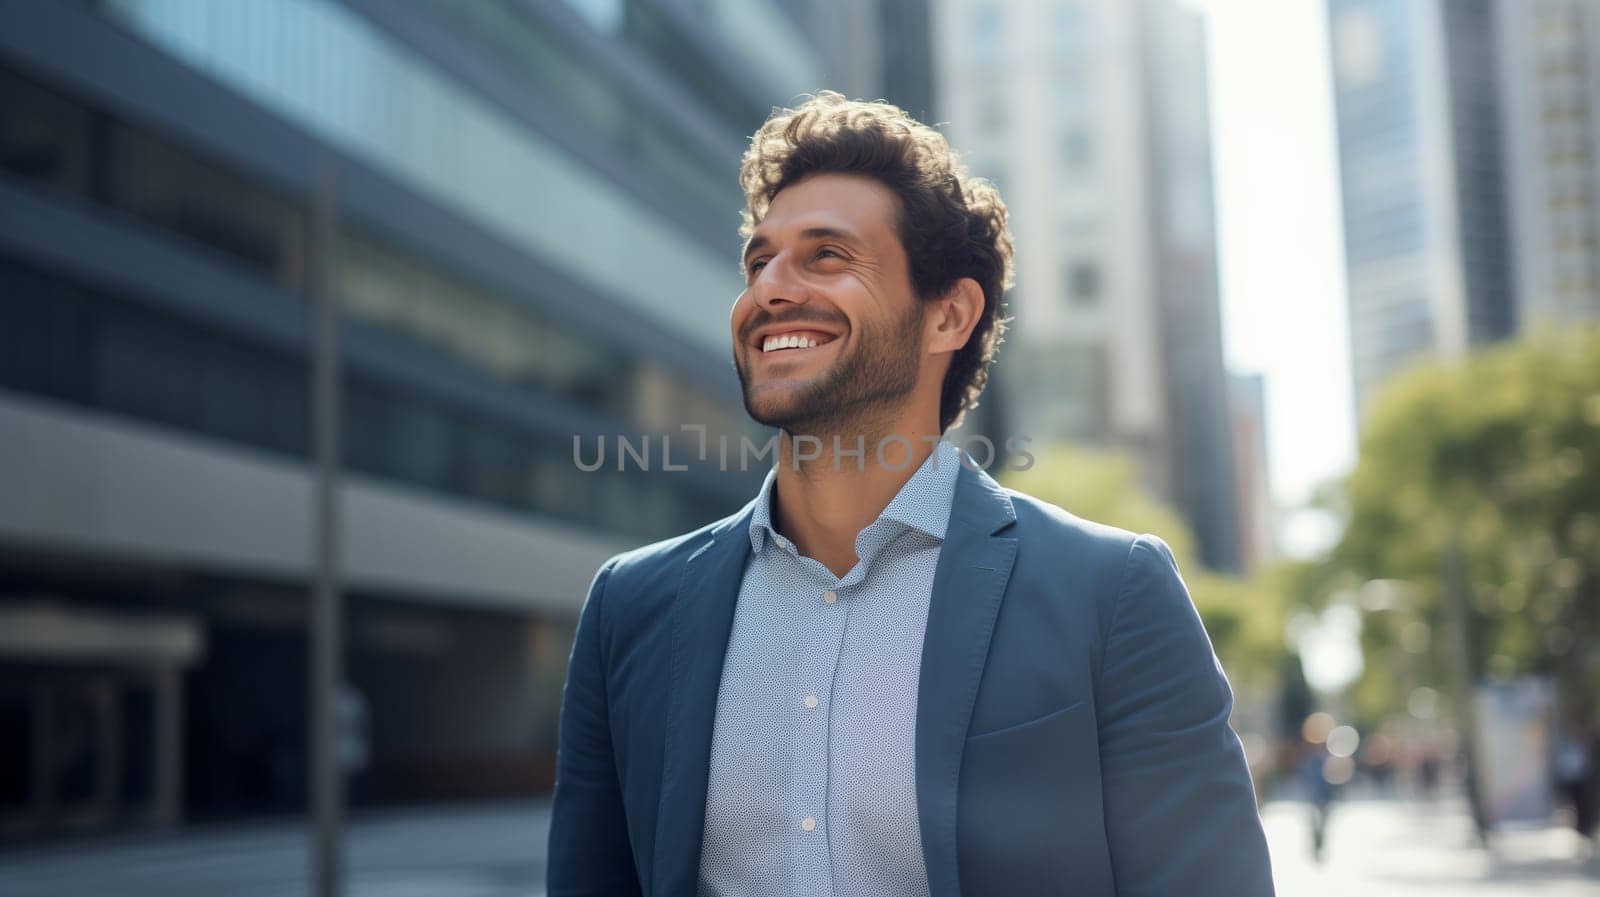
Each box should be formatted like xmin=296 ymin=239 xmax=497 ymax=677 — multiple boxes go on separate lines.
xmin=801 ymin=816 xmax=816 ymax=832
xmin=823 ymin=590 xmax=838 ymax=604
xmin=804 ymin=695 xmax=819 ymax=709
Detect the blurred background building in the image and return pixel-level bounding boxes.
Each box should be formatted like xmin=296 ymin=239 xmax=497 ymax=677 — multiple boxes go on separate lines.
xmin=1327 ymin=0 xmax=1515 ymax=426
xmin=1328 ymin=0 xmax=1600 ymax=429
xmin=0 ymin=0 xmax=937 ymax=842
xmin=935 ymin=0 xmax=1249 ymax=573
xmin=1496 ymin=0 xmax=1600 ymax=332
xmin=1228 ymin=371 xmax=1275 ymax=575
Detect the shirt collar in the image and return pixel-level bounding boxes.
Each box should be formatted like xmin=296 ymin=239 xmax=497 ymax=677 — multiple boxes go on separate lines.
xmin=747 ymin=439 xmax=963 ymax=554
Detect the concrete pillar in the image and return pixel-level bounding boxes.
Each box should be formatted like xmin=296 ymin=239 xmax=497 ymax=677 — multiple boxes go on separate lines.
xmin=151 ymin=666 xmax=183 ymax=828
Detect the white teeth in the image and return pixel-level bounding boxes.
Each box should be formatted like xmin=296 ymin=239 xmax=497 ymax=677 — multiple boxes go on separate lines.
xmin=762 ymin=334 xmax=825 ymax=352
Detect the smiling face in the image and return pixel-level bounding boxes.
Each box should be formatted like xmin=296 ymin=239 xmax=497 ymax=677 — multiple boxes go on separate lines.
xmin=731 ymin=173 xmax=927 ymax=435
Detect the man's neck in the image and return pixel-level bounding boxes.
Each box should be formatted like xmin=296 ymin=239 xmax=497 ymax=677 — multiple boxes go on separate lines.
xmin=769 ymin=416 xmax=944 ymax=579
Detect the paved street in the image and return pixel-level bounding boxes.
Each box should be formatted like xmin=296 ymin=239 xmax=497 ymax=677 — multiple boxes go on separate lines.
xmin=2 ymin=795 xmax=1596 ymax=896
xmin=1263 ymin=796 xmax=1600 ymax=896
xmin=0 ymin=802 xmax=551 ymax=897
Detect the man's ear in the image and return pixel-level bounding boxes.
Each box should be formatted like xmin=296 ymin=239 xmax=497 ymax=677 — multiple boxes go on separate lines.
xmin=926 ymin=277 xmax=985 ymax=355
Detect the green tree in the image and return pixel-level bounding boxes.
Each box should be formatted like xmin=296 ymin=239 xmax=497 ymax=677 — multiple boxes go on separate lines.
xmin=1327 ymin=326 xmax=1600 ymax=729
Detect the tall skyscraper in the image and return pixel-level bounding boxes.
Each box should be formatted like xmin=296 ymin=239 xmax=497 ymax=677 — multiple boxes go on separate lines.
xmin=1329 ymin=0 xmax=1520 ymax=428
xmin=0 ymin=0 xmax=925 ymax=839
xmin=1331 ymin=0 xmax=1600 ymax=429
xmin=935 ymin=0 xmax=1243 ymax=572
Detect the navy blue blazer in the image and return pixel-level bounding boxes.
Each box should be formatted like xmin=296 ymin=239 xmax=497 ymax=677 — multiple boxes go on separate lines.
xmin=548 ymin=462 xmax=1275 ymax=897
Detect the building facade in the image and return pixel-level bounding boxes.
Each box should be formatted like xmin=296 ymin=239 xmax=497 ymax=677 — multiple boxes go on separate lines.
xmin=0 ymin=0 xmax=925 ymax=841
xmin=1495 ymin=0 xmax=1600 ymax=329
xmin=1324 ymin=0 xmax=1600 ymax=432
xmin=1324 ymin=0 xmax=1523 ymax=425
xmin=934 ymin=0 xmax=1244 ymax=572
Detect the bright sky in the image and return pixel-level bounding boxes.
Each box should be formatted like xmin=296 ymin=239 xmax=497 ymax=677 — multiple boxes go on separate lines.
xmin=1194 ymin=0 xmax=1358 ymax=556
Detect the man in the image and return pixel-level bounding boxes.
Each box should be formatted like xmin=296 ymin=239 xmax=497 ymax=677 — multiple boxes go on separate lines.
xmin=548 ymin=92 xmax=1274 ymax=897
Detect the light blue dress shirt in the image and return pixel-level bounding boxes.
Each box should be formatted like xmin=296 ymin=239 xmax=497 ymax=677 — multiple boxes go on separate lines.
xmin=697 ymin=440 xmax=962 ymax=897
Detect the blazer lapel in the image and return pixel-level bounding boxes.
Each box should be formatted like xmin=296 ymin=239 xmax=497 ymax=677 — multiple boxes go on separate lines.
xmin=651 ymin=506 xmax=754 ymax=896
xmin=916 ymin=464 xmax=1019 ymax=897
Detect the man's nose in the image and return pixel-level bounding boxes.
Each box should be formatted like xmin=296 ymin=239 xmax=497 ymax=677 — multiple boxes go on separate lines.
xmin=749 ymin=252 xmax=808 ymax=310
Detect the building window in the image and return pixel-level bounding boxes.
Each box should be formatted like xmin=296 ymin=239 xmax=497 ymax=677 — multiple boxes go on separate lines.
xmin=0 ymin=65 xmax=309 ymax=292
xmin=560 ymin=0 xmax=624 ymax=32
xmin=1062 ymin=127 xmax=1093 ymax=169
xmin=969 ymin=3 xmax=1005 ymax=67
xmin=977 ymin=93 xmax=1008 ymax=134
xmin=1066 ymin=261 xmax=1099 ymax=306
xmin=1335 ymin=6 xmax=1384 ymax=89
xmin=0 ymin=253 xmax=745 ymax=540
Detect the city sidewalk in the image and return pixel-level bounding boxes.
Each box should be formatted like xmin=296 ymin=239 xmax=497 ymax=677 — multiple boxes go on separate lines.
xmin=0 ymin=801 xmax=549 ymax=897
xmin=1264 ymin=795 xmax=1600 ymax=896
xmin=3 ymin=795 xmax=1597 ymax=896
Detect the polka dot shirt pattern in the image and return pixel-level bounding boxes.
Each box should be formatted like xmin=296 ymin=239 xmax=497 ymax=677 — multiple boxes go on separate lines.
xmin=697 ymin=440 xmax=962 ymax=897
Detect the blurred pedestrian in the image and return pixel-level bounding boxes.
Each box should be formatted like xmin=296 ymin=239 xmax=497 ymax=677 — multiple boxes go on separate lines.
xmin=1419 ymin=748 xmax=1440 ymax=800
xmin=1298 ymin=742 xmax=1336 ymax=862
xmin=1570 ymin=732 xmax=1600 ymax=842
xmin=1586 ymin=728 xmax=1600 ymax=841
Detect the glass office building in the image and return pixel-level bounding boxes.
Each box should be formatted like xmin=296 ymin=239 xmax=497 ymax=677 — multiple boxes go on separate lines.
xmin=1329 ymin=0 xmax=1515 ymax=427
xmin=0 ymin=0 xmax=929 ymax=840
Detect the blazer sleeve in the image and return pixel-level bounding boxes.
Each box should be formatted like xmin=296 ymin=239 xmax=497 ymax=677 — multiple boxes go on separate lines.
xmin=547 ymin=558 xmax=644 ymax=897
xmin=1096 ymin=535 xmax=1275 ymax=897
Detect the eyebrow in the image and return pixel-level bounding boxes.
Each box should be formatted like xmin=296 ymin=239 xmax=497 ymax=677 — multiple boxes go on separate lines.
xmin=742 ymin=226 xmax=861 ymax=266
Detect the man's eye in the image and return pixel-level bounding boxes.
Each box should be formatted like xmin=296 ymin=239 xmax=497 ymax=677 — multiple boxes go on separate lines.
xmin=747 ymin=259 xmax=768 ymax=275
xmin=816 ymin=248 xmax=842 ymax=259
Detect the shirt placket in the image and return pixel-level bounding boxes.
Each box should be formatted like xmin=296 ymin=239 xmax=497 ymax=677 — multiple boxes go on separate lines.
xmin=788 ymin=564 xmax=851 ymax=897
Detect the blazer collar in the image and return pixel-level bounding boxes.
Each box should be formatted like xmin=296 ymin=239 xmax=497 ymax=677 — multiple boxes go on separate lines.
xmin=914 ymin=462 xmax=1018 ymax=897
xmin=650 ymin=462 xmax=1017 ymax=897
xmin=651 ymin=497 xmax=755 ymax=895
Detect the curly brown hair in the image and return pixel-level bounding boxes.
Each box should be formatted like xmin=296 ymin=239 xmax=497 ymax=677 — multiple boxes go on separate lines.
xmin=739 ymin=91 xmax=1014 ymax=433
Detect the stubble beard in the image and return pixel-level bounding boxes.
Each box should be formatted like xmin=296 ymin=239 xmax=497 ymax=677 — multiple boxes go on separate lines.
xmin=736 ymin=304 xmax=924 ymax=444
